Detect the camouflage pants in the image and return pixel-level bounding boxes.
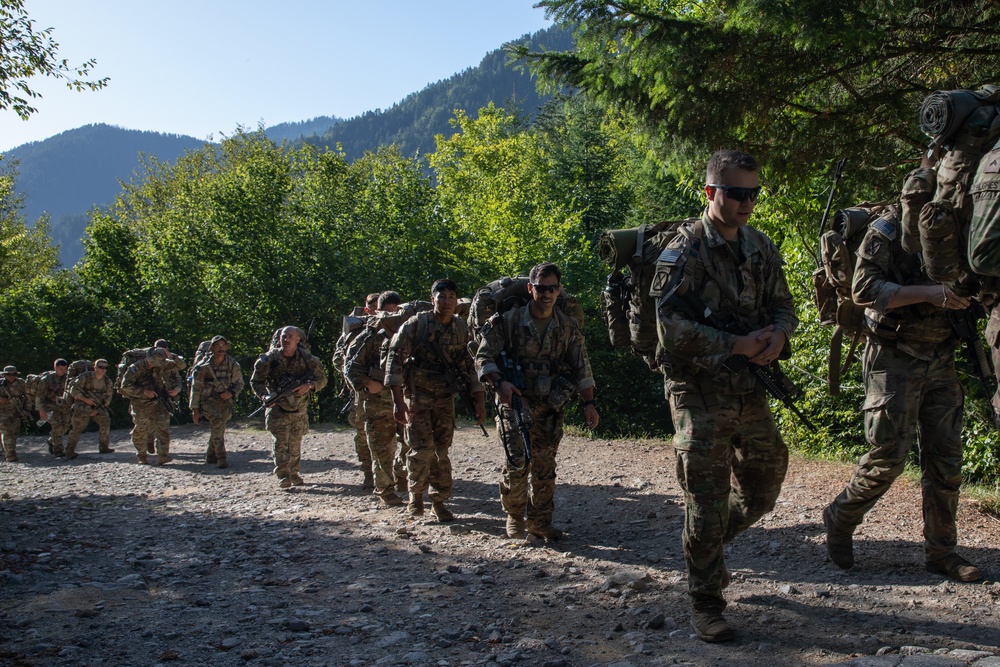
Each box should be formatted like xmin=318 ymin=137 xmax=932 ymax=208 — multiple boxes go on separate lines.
xmin=393 ymin=424 xmax=408 ymax=484
xmin=265 ymin=407 xmax=309 ymax=480
xmin=130 ymin=403 xmax=170 ymax=458
xmin=828 ymin=342 xmax=963 ymax=561
xmin=0 ymin=415 xmax=18 ymax=459
xmin=66 ymin=404 xmax=111 ymax=453
xmin=348 ymin=392 xmax=372 ymax=468
xmin=42 ymin=402 xmax=70 ymax=453
xmin=669 ymin=389 xmax=788 ymax=606
xmin=497 ymin=401 xmax=564 ymax=525
xmin=986 ymin=306 xmax=1000 ymax=424
xmin=200 ymin=398 xmax=233 ymax=462
xmin=363 ymin=392 xmax=398 ymax=495
xmin=403 ymin=394 xmax=455 ymax=502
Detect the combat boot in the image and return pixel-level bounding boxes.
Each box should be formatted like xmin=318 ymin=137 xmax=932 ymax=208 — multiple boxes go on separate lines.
xmin=823 ymin=504 xmax=854 ymax=569
xmin=4 ymin=451 xmax=18 ymax=462
xmin=527 ymin=521 xmax=563 ymax=541
xmin=379 ymin=492 xmax=404 ymax=508
xmin=205 ymin=449 xmax=217 ymax=465
xmin=65 ymin=447 xmax=77 ymax=460
xmin=506 ymin=515 xmax=526 ymax=539
xmin=407 ymin=496 xmax=424 ymax=517
xmin=362 ymin=469 xmax=375 ymax=492
xmin=146 ymin=443 xmax=155 ymax=455
xmin=136 ymin=454 xmax=147 ymax=464
xmin=289 ymin=473 xmax=304 ymax=486
xmin=98 ymin=445 xmax=115 ymax=454
xmin=278 ymin=477 xmax=292 ymax=490
xmin=216 ymin=459 xmax=229 ymax=469
xmin=53 ymin=445 xmax=65 ymax=457
xmin=156 ymin=454 xmax=173 ymax=465
xmin=432 ymin=501 xmax=454 ymax=522
xmin=691 ymin=602 xmax=735 ymax=643
xmin=927 ymin=553 xmax=983 ymax=583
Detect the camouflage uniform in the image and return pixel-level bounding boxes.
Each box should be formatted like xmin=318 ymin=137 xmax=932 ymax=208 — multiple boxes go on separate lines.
xmin=0 ymin=374 xmax=28 ymax=461
xmin=827 ymin=217 xmax=964 ymax=563
xmin=650 ymin=213 xmax=798 ymax=610
xmin=345 ymin=324 xmax=399 ymax=499
xmin=65 ymin=371 xmax=114 ymax=456
xmin=334 ymin=323 xmax=375 ymax=484
xmin=189 ymin=354 xmax=244 ymax=466
xmin=250 ymin=346 xmax=327 ymax=484
xmin=385 ymin=311 xmax=482 ymax=506
xmin=36 ymin=370 xmax=71 ymax=456
xmin=120 ymin=357 xmax=183 ymax=463
xmin=475 ymin=304 xmax=595 ymax=528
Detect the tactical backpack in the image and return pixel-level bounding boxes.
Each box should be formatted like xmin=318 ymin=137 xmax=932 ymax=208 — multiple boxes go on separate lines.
xmin=597 ymin=219 xmax=699 ymax=372
xmin=467 ymin=276 xmax=584 ymax=346
xmin=116 ymin=348 xmax=149 ymax=390
xmin=24 ymin=374 xmax=42 ymax=413
xmin=906 ymin=86 xmax=1000 ymax=292
xmin=62 ymin=360 xmax=94 ymax=408
xmin=813 ymin=203 xmax=896 ymax=394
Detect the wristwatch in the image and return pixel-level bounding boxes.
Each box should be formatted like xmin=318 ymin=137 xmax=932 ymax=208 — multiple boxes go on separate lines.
xmin=581 ymin=399 xmax=596 ymax=408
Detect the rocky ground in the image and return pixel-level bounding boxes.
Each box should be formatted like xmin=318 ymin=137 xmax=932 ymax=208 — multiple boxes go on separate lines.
xmin=1 ymin=420 xmax=999 ymax=667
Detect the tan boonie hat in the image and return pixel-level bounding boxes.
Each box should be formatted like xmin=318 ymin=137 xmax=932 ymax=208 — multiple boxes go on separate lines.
xmin=210 ymin=335 xmax=228 ymax=345
xmin=3 ymin=365 xmax=19 ymax=375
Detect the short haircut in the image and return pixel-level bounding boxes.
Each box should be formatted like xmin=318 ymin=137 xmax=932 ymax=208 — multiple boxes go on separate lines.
xmin=365 ymin=292 xmax=380 ymax=307
xmin=54 ymin=358 xmax=69 ymax=367
xmin=378 ymin=291 xmax=402 ymax=309
xmin=431 ymin=278 xmax=458 ymax=295
xmin=706 ymin=149 xmax=760 ymax=184
xmin=95 ymin=358 xmax=109 ymax=367
xmin=529 ymin=262 xmax=561 ymax=283
xmin=154 ymin=339 xmax=170 ymax=349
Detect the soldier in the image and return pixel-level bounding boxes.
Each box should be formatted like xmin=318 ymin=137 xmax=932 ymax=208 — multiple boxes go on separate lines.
xmin=475 ymin=262 xmax=599 ymax=540
xmin=649 ymin=150 xmax=798 ymax=642
xmin=250 ymin=326 xmax=327 ymax=490
xmin=823 ymin=210 xmax=982 ymax=583
xmin=345 ymin=291 xmax=404 ymax=506
xmin=0 ymin=365 xmax=29 ymax=462
xmin=190 ymin=335 xmax=244 ymax=469
xmin=386 ymin=279 xmax=486 ymax=521
xmin=64 ymin=358 xmax=115 ymax=458
xmin=119 ymin=347 xmax=183 ymax=464
xmin=117 ymin=339 xmax=185 ymax=455
xmin=333 ymin=292 xmax=381 ymax=490
xmin=36 ymin=358 xmax=71 ymax=457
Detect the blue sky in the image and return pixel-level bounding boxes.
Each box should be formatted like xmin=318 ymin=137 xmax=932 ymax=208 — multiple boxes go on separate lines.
xmin=0 ymin=1 xmax=553 ymax=152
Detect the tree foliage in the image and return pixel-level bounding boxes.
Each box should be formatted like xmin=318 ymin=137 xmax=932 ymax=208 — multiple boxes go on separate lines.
xmin=0 ymin=0 xmax=107 ymax=120
xmin=0 ymin=155 xmax=58 ymax=293
xmin=517 ymin=0 xmax=1000 ymax=193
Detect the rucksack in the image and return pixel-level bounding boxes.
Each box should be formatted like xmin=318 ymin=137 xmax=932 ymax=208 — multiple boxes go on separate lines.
xmin=597 ymin=219 xmax=699 ymax=372
xmin=62 ymin=360 xmax=93 ymax=408
xmin=813 ymin=202 xmax=895 ymax=394
xmin=24 ymin=373 xmax=42 ymax=412
xmin=908 ymin=86 xmax=1000 ymax=293
xmin=116 ymin=347 xmax=149 ymax=390
xmin=467 ymin=276 xmax=584 ymax=347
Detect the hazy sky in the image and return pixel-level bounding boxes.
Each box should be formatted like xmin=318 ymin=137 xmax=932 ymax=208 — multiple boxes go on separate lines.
xmin=0 ymin=1 xmax=553 ymax=152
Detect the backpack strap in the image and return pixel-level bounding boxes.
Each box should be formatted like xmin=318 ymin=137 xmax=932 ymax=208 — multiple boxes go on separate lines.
xmin=828 ymin=326 xmax=863 ymax=395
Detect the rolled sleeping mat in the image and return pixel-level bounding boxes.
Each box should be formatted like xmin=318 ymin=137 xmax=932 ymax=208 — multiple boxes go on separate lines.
xmin=598 ymin=228 xmax=640 ymax=270
xmin=920 ymin=89 xmax=988 ymax=142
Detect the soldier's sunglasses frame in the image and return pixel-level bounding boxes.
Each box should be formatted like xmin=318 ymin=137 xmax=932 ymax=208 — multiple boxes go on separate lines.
xmin=707 ymin=184 xmax=762 ymax=203
xmin=530 ymin=283 xmax=560 ymax=294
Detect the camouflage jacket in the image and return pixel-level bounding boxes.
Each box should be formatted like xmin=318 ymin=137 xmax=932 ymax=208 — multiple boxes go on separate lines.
xmin=250 ymin=347 xmax=327 ymax=413
xmin=69 ymin=372 xmax=114 ymax=410
xmin=650 ymin=213 xmax=799 ymax=395
xmin=120 ymin=358 xmax=184 ymax=408
xmin=853 ymin=216 xmax=955 ymax=360
xmin=0 ymin=377 xmax=28 ymax=421
xmin=475 ymin=304 xmax=595 ymax=408
xmin=385 ymin=311 xmax=483 ymax=398
xmin=35 ymin=370 xmax=69 ymax=412
xmin=189 ymin=354 xmax=245 ymax=409
xmin=344 ymin=325 xmax=393 ymax=405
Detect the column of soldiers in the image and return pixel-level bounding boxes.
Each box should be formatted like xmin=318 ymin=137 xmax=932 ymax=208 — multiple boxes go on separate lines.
xmin=0 ymin=145 xmax=990 ymax=649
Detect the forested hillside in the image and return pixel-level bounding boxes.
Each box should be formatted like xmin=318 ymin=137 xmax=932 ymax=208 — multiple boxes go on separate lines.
xmin=7 ymin=124 xmax=205 ymax=264
xmin=307 ymin=26 xmax=572 ymax=159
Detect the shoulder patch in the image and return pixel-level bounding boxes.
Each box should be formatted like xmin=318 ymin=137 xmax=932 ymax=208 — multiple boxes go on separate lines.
xmin=870 ymin=216 xmax=897 ymax=241
xmin=655 ymin=248 xmax=683 ymax=266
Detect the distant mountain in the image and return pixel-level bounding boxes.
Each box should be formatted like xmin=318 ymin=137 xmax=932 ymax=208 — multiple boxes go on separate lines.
xmin=308 ymin=26 xmax=572 ymax=160
xmin=4 ymin=24 xmax=571 ymax=266
xmin=7 ymin=125 xmax=207 ymax=265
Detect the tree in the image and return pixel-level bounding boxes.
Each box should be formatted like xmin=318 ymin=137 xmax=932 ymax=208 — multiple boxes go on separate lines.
xmin=1 ymin=0 xmax=107 ymax=120
xmin=517 ymin=0 xmax=1000 ymax=193
xmin=0 ymin=155 xmax=58 ymax=293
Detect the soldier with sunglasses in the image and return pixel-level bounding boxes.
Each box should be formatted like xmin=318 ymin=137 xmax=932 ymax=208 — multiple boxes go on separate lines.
xmin=649 ymin=149 xmax=798 ymax=642
xmin=64 ymin=359 xmax=115 ymax=458
xmin=475 ymin=262 xmax=599 ymax=540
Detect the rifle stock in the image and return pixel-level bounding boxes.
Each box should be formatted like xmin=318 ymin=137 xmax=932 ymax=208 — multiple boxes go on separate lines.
xmin=249 ymin=373 xmax=313 ymax=419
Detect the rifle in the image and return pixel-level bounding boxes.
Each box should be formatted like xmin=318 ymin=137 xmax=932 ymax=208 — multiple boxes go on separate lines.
xmin=493 ymin=350 xmax=532 ymax=470
xmin=659 ymin=282 xmax=818 ymax=432
xmin=248 ymin=372 xmax=313 ymax=419
xmin=427 ymin=338 xmax=488 ymax=437
xmin=949 ymin=303 xmax=999 ymax=423
xmin=818 ymin=158 xmax=847 ymax=237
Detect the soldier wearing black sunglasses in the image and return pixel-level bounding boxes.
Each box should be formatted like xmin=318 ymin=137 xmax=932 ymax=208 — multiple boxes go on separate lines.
xmin=649 ymin=149 xmax=798 ymax=642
